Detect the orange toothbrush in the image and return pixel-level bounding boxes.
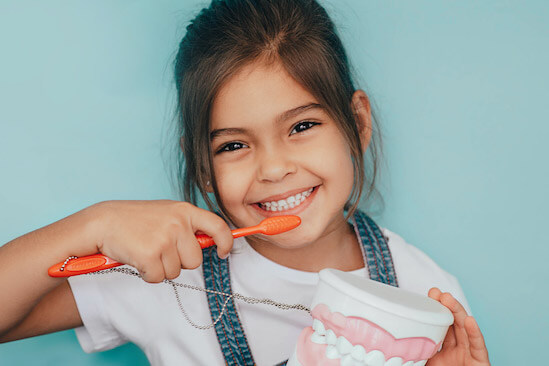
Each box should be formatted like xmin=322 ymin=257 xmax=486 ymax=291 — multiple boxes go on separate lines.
xmin=48 ymin=215 xmax=301 ymax=277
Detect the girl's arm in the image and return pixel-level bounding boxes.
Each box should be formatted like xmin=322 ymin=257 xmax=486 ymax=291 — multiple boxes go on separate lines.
xmin=426 ymin=288 xmax=491 ymax=366
xmin=0 ymin=205 xmax=99 ymax=341
xmin=0 ymin=200 xmax=234 ymax=342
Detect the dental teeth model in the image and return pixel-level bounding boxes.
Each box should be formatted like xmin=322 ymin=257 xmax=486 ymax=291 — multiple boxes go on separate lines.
xmin=287 ymin=269 xmax=453 ymax=366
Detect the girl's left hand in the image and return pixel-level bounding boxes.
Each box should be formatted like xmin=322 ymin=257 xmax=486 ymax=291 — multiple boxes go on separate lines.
xmin=426 ymin=288 xmax=490 ymax=366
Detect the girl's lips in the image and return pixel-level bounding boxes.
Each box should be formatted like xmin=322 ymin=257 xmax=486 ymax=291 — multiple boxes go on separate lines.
xmin=252 ymin=186 xmax=319 ymax=217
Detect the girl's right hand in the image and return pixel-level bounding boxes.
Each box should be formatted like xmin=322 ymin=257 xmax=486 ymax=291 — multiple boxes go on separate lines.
xmin=89 ymin=200 xmax=234 ymax=283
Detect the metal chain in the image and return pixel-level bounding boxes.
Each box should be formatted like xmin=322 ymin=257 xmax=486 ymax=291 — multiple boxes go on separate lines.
xmin=86 ymin=267 xmax=310 ymax=330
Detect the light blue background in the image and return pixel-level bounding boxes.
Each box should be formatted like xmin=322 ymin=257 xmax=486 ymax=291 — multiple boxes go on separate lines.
xmin=1 ymin=1 xmax=547 ymax=365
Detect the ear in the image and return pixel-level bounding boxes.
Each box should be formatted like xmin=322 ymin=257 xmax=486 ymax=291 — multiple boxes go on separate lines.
xmin=351 ymin=90 xmax=372 ymax=153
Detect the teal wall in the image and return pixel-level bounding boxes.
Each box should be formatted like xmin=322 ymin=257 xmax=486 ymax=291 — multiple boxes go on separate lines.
xmin=1 ymin=1 xmax=547 ymax=365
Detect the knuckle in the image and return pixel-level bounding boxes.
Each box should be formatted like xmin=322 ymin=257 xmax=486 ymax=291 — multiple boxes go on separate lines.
xmin=166 ymin=270 xmax=181 ymax=280
xmin=175 ymin=201 xmax=192 ymax=212
xmin=141 ymin=271 xmax=163 ymax=283
xmin=212 ymin=219 xmax=230 ymax=235
xmin=183 ymin=255 xmax=202 ymax=270
xmin=157 ymin=238 xmax=172 ymax=252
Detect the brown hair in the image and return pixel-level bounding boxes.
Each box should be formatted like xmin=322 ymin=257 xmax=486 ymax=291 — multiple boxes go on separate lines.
xmin=174 ymin=0 xmax=382 ymax=219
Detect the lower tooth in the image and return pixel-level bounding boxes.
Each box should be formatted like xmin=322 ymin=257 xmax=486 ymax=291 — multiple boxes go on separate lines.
xmin=326 ymin=345 xmax=339 ymax=359
xmin=310 ymin=332 xmax=327 ymax=344
xmin=340 ymin=355 xmax=355 ymax=366
xmin=364 ymin=350 xmax=385 ymax=364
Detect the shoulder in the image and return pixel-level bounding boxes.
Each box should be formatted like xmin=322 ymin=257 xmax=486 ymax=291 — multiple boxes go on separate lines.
xmin=382 ymin=228 xmax=472 ymax=314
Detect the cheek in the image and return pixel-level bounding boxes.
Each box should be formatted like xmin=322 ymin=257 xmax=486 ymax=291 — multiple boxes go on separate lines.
xmin=311 ymin=133 xmax=355 ymax=193
xmin=214 ymin=161 xmax=252 ymax=207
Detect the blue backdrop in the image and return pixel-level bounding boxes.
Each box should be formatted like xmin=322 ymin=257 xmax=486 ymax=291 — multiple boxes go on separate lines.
xmin=1 ymin=1 xmax=547 ymax=365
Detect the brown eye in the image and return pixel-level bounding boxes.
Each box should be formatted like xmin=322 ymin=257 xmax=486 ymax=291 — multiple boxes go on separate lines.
xmin=217 ymin=142 xmax=247 ymax=153
xmin=290 ymin=121 xmax=319 ymax=135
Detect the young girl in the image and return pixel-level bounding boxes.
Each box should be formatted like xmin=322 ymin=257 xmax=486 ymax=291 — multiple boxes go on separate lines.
xmin=0 ymin=0 xmax=490 ymax=365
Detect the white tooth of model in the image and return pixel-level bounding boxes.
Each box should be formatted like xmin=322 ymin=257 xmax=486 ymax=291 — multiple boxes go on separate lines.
xmin=325 ymin=345 xmax=339 ymax=359
xmin=336 ymin=336 xmax=353 ymax=355
xmin=287 ymin=268 xmax=454 ymax=366
xmin=364 ymin=350 xmax=385 ymax=365
xmin=312 ymin=319 xmax=325 ymax=335
xmin=385 ymin=356 xmax=404 ymax=366
xmin=325 ymin=329 xmax=337 ymax=345
xmin=351 ymin=345 xmax=366 ymax=361
xmin=340 ymin=354 xmax=355 ymax=366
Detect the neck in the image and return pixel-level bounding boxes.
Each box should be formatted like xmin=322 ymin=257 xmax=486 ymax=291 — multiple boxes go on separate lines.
xmin=246 ymin=214 xmax=364 ymax=272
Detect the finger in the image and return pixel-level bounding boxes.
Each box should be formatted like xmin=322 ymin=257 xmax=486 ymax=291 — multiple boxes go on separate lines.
xmin=137 ymin=258 xmax=165 ymax=283
xmin=177 ymin=233 xmax=204 ymax=269
xmin=441 ymin=324 xmax=457 ymax=349
xmin=440 ymin=292 xmax=470 ymax=348
xmin=187 ymin=207 xmax=234 ymax=259
xmin=428 ymin=287 xmax=442 ymax=301
xmin=465 ymin=316 xmax=490 ymax=362
xmin=429 ymin=288 xmax=457 ymax=348
xmin=161 ymin=244 xmax=183 ymax=280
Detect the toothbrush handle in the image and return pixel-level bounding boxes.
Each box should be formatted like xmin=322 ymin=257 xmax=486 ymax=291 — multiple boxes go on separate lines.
xmin=195 ymin=225 xmax=260 ymax=248
xmin=48 ymin=254 xmax=122 ymax=277
xmin=49 ymin=227 xmax=261 ymax=277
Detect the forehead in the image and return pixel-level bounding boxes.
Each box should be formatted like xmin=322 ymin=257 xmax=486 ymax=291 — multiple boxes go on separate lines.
xmin=210 ymin=60 xmax=319 ymax=130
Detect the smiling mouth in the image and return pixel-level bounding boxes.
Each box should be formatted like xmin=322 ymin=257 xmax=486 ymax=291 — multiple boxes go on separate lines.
xmin=257 ymin=187 xmax=315 ymax=212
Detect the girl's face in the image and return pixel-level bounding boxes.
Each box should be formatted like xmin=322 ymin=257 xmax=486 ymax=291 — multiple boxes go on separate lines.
xmin=210 ymin=60 xmax=356 ymax=249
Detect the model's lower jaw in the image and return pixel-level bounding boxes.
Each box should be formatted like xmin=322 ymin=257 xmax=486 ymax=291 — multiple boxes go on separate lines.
xmin=288 ymin=269 xmax=453 ymax=366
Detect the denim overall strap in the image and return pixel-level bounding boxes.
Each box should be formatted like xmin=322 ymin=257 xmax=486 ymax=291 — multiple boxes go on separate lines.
xmin=352 ymin=210 xmax=399 ymax=287
xmin=202 ymin=246 xmax=255 ymax=366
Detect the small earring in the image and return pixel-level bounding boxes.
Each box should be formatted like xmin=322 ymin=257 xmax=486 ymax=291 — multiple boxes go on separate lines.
xmin=206 ymin=180 xmax=210 ymax=186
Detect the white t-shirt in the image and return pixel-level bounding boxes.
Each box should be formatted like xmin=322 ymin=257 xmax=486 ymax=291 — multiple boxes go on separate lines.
xmin=68 ymin=228 xmax=470 ymax=366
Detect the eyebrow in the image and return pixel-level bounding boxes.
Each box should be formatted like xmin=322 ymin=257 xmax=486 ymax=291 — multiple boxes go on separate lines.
xmin=210 ymin=102 xmax=323 ymax=141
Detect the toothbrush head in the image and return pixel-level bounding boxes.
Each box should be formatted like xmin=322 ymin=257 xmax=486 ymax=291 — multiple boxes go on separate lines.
xmin=258 ymin=215 xmax=301 ymax=235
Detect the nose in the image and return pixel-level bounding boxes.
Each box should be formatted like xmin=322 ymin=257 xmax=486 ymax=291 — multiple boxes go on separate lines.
xmin=256 ymin=148 xmax=297 ymax=183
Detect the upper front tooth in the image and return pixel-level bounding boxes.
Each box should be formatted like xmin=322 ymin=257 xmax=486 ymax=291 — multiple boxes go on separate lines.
xmin=326 ymin=329 xmax=337 ymax=345
xmin=287 ymin=196 xmax=296 ymax=203
xmin=351 ymin=345 xmax=366 ymax=361
xmin=336 ymin=336 xmax=353 ymax=355
xmin=277 ymin=200 xmax=286 ymax=206
xmin=386 ymin=357 xmax=404 ymax=366
xmin=364 ymin=350 xmax=385 ymax=365
xmin=312 ymin=319 xmax=326 ymax=335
